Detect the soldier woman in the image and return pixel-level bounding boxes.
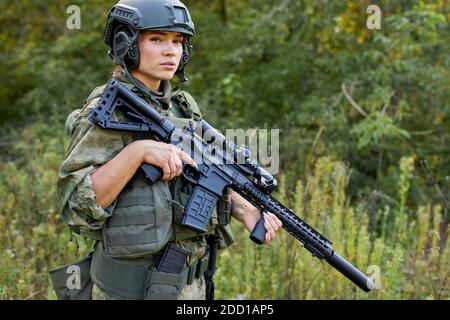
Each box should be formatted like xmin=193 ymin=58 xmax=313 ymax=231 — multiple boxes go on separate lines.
xmin=57 ymin=0 xmax=281 ymax=300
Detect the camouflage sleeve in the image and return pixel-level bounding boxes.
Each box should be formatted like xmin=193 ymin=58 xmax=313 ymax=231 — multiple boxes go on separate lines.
xmin=64 ymin=166 xmax=115 ymax=231
xmin=57 ymin=97 xmax=133 ymax=234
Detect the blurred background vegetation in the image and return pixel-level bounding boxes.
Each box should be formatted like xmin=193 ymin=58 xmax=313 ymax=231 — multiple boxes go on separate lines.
xmin=0 ymin=0 xmax=448 ymax=299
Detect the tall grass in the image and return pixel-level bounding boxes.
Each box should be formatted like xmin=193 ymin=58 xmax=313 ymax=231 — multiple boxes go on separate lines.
xmin=0 ymin=127 xmax=447 ymax=299
xmin=0 ymin=124 xmax=93 ymax=299
xmin=215 ymin=157 xmax=448 ymax=300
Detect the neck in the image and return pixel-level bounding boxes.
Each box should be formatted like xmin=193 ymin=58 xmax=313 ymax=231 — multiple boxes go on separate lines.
xmin=130 ymin=70 xmax=161 ymax=92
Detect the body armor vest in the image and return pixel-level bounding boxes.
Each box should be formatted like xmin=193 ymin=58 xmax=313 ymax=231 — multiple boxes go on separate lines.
xmin=84 ymin=81 xmax=232 ymax=259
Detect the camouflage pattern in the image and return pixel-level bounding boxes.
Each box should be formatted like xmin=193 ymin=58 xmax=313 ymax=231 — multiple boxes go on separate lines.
xmin=58 ymin=74 xmax=179 ymax=239
xmin=92 ymin=277 xmax=206 ymax=300
xmin=57 ymin=82 xmax=134 ymax=239
xmin=57 ymin=73 xmax=217 ymax=299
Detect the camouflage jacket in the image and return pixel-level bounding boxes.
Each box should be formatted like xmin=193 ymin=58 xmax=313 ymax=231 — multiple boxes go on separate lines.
xmin=57 ymin=74 xmax=234 ymax=261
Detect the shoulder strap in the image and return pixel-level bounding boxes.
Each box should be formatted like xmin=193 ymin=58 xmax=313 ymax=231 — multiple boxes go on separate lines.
xmin=171 ymin=90 xmax=202 ymax=121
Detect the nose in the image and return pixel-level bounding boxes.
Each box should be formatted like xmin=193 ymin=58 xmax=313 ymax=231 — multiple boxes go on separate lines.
xmin=162 ymin=41 xmax=177 ymax=56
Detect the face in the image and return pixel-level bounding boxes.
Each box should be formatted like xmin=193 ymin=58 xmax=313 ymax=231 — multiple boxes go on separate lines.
xmin=133 ymin=31 xmax=185 ymax=90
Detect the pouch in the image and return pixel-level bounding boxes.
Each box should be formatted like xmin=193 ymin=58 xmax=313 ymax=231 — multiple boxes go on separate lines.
xmin=49 ymin=254 xmax=93 ymax=300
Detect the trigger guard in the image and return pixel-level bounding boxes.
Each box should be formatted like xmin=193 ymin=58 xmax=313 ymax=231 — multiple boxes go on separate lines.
xmin=181 ymin=164 xmax=199 ymax=185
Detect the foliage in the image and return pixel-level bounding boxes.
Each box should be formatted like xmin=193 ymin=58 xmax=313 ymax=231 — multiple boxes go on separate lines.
xmin=186 ymin=0 xmax=449 ymax=208
xmin=0 ymin=122 xmax=93 ymax=299
xmin=216 ymin=157 xmax=448 ymax=299
xmin=0 ymin=0 xmax=448 ymax=299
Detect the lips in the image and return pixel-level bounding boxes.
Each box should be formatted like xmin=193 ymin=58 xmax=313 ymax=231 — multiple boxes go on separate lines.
xmin=160 ymin=61 xmax=176 ymax=66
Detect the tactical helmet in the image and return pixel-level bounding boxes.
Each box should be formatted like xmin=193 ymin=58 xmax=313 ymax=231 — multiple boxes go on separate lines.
xmin=104 ymin=0 xmax=195 ymax=81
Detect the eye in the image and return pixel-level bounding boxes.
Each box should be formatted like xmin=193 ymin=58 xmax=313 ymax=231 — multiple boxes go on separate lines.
xmin=174 ymin=39 xmax=184 ymax=45
xmin=149 ymin=37 xmax=162 ymax=42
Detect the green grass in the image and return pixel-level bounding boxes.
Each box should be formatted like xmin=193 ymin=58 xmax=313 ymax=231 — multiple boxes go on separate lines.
xmin=215 ymin=158 xmax=449 ymax=300
xmin=0 ymin=128 xmax=447 ymax=300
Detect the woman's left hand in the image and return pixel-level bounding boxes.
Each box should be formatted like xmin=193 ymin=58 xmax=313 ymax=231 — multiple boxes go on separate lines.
xmin=261 ymin=212 xmax=283 ymax=244
xmin=241 ymin=209 xmax=283 ymax=245
xmin=231 ymin=191 xmax=283 ymax=245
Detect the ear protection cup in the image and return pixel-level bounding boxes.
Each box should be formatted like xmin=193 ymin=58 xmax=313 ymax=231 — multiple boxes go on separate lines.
xmin=179 ymin=41 xmax=192 ymax=69
xmin=112 ymin=26 xmax=140 ymax=70
xmin=126 ymin=45 xmax=140 ymax=70
xmin=175 ymin=40 xmax=192 ymax=82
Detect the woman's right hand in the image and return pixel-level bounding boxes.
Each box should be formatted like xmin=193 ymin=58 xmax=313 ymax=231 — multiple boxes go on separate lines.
xmin=137 ymin=140 xmax=197 ymax=181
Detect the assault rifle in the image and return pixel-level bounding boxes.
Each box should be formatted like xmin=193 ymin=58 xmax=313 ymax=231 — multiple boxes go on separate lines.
xmin=89 ymin=78 xmax=375 ymax=292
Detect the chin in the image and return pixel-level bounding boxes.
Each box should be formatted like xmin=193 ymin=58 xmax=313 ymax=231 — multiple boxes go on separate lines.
xmin=160 ymin=73 xmax=176 ymax=81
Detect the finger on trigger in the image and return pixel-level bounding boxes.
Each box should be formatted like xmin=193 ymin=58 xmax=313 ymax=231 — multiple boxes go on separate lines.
xmin=178 ymin=150 xmax=197 ymax=169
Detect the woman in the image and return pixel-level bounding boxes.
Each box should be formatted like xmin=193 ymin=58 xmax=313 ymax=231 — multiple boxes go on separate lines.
xmin=57 ymin=0 xmax=281 ymax=300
